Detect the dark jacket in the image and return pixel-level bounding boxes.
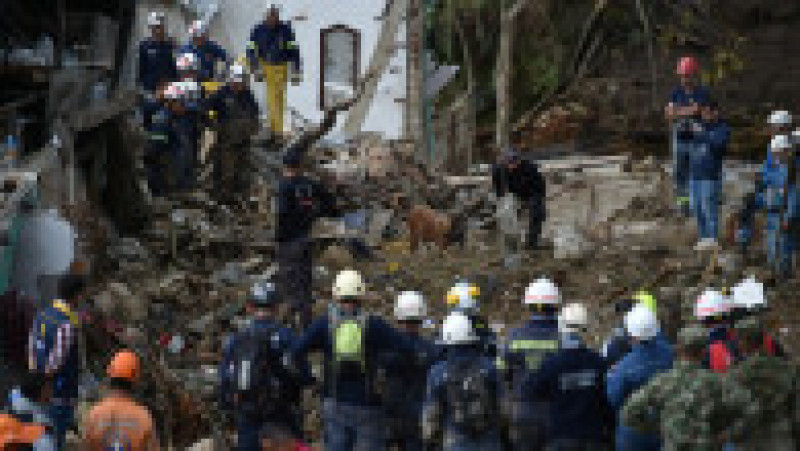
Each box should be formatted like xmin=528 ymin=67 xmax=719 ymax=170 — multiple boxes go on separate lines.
xmin=179 ymin=40 xmax=229 ymax=82
xmin=29 ymin=303 xmax=80 ymax=400
xmin=137 ymin=38 xmax=177 ymax=92
xmin=205 ymin=84 xmax=259 ymax=123
xmin=502 ymin=315 xmax=560 ymax=399
xmin=276 ymin=175 xmax=339 ymax=242
xmin=691 ymin=120 xmax=730 ymax=181
xmin=377 ymin=332 xmax=438 ymax=427
xmin=492 ymin=160 xmax=546 ymax=202
xmin=523 ymin=333 xmax=611 ymax=442
xmin=247 ymin=21 xmax=300 ymax=71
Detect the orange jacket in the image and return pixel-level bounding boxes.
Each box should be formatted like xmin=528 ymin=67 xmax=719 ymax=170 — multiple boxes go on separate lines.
xmin=83 ymin=393 xmax=160 ymax=451
xmin=0 ymin=413 xmax=47 ymax=449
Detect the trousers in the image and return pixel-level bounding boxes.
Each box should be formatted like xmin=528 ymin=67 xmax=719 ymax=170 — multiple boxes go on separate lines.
xmin=323 ymin=400 xmax=386 ymax=451
xmin=260 ymin=62 xmax=288 ymax=137
xmin=276 ymin=237 xmax=313 ymax=325
xmin=689 ymin=179 xmax=721 ymax=240
xmin=671 ymin=130 xmax=695 ymax=208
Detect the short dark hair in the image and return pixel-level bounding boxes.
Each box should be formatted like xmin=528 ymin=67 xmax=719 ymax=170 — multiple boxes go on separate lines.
xmin=59 ymin=274 xmax=86 ymax=301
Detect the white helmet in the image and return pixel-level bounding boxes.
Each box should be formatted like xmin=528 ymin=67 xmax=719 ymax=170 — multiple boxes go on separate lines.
xmin=694 ymin=289 xmax=730 ymax=319
xmin=445 ymin=282 xmax=479 ymax=312
xmin=793 ymin=129 xmax=800 ymax=145
xmin=770 ymin=134 xmax=792 ymax=153
xmin=524 ymin=277 xmax=561 ymax=305
xmin=176 ymin=52 xmax=199 ymax=72
xmin=394 ymin=291 xmax=427 ymax=320
xmin=767 ymin=110 xmax=792 ymax=126
xmin=333 ymin=269 xmax=365 ymax=299
xmin=558 ymin=303 xmax=588 ymax=334
xmin=147 ymin=11 xmax=165 ymax=27
xmin=624 ymin=304 xmax=660 ymax=339
xmin=163 ymin=82 xmax=182 ymax=100
xmin=229 ymin=63 xmax=247 ymax=81
xmin=440 ymin=312 xmax=478 ymax=345
xmin=731 ymin=277 xmax=766 ymax=310
xmin=189 ymin=19 xmax=207 ymax=38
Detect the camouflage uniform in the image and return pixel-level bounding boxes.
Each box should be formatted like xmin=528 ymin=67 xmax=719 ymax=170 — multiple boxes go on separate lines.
xmin=727 ymin=318 xmax=797 ymax=450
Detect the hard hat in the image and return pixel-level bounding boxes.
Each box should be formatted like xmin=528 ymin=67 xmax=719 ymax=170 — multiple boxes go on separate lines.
xmin=676 ymin=56 xmax=699 ymax=76
xmin=147 ymin=11 xmax=165 ymax=27
xmin=107 ymin=350 xmax=141 ymax=382
xmin=770 ymin=134 xmax=792 ymax=152
xmin=176 ymin=52 xmax=199 ymax=72
xmin=694 ymin=289 xmax=730 ymax=319
xmin=632 ymin=291 xmax=657 ymax=314
xmin=445 ymin=282 xmax=480 ymax=311
xmin=439 ymin=312 xmax=478 ymax=345
xmin=767 ymin=110 xmax=792 ymax=126
xmin=249 ymin=280 xmax=278 ymax=307
xmin=731 ymin=277 xmax=766 ymax=310
xmin=333 ymin=269 xmax=365 ymax=299
xmin=558 ymin=302 xmax=588 ymax=333
xmin=394 ymin=291 xmax=427 ymax=320
xmin=163 ymin=82 xmax=182 ymax=100
xmin=229 ymin=63 xmax=247 ymax=81
xmin=624 ymin=304 xmax=660 ymax=339
xmin=188 ymin=19 xmax=207 ymax=37
xmin=524 ymin=277 xmax=561 ymax=305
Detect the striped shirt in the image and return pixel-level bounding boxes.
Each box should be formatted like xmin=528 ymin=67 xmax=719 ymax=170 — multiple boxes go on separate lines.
xmin=28 ymin=320 xmax=74 ymax=374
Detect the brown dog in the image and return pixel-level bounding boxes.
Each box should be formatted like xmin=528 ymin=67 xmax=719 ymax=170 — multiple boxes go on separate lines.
xmin=408 ymin=205 xmax=465 ymax=251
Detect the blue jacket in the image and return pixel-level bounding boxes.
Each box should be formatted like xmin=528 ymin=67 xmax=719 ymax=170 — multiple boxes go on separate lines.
xmin=502 ymin=315 xmax=560 ymax=399
xmin=30 ymin=303 xmax=81 ymax=400
xmin=291 ymin=310 xmax=413 ymax=407
xmin=424 ymin=346 xmax=502 ymax=440
xmin=602 ymin=326 xmax=631 ymax=368
xmin=755 ymin=153 xmax=800 ymax=218
xmin=219 ymin=318 xmax=311 ymax=417
xmin=691 ymin=120 xmax=729 ymax=181
xmin=606 ymin=338 xmax=673 ymax=450
xmin=377 ymin=332 xmax=438 ymax=422
xmin=247 ymin=21 xmax=300 ymax=70
xmin=179 ymin=40 xmax=228 ymax=82
xmin=523 ymin=333 xmax=611 ymax=442
xmin=137 ymin=38 xmax=177 ymax=92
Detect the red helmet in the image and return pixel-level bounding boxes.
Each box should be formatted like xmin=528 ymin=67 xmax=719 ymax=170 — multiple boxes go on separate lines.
xmin=676 ymin=56 xmax=699 ymax=76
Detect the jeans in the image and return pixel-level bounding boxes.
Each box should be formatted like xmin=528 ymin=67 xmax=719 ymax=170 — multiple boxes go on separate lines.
xmin=765 ymin=214 xmax=795 ymax=275
xmin=48 ymin=402 xmax=74 ymax=450
xmin=689 ymin=179 xmax=720 ymax=240
xmin=671 ymin=130 xmax=694 ymax=207
xmin=323 ymin=400 xmax=386 ymax=451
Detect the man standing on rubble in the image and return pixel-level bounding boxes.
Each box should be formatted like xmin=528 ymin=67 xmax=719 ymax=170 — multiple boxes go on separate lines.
xmin=172 ymin=54 xmax=205 ymax=192
xmin=247 ymin=4 xmax=302 ymax=141
xmin=143 ymin=83 xmax=178 ymax=196
xmin=137 ymin=12 xmax=176 ymax=96
xmin=290 ymin=270 xmax=415 ymax=451
xmin=27 ymin=274 xmax=86 ymax=450
xmin=219 ymin=281 xmax=312 ymax=450
xmin=665 ymin=56 xmax=710 ymax=216
xmin=492 ymin=145 xmax=547 ymax=250
xmin=276 ymin=149 xmax=339 ymax=327
xmin=497 ymin=277 xmax=561 ymax=450
xmin=205 ymin=63 xmax=260 ymax=205
xmin=690 ymin=101 xmax=729 ymax=250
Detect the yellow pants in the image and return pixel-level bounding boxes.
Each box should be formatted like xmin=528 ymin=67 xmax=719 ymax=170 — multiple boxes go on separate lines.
xmin=260 ymin=62 xmax=288 ymax=136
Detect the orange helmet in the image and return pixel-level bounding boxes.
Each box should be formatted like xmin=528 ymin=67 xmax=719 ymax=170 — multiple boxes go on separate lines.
xmin=676 ymin=56 xmax=699 ymax=76
xmin=107 ymin=350 xmax=141 ymax=382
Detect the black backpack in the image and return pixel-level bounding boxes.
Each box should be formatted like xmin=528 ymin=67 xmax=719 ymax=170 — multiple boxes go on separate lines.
xmin=230 ymin=326 xmax=286 ymax=413
xmin=444 ymin=359 xmax=496 ymax=436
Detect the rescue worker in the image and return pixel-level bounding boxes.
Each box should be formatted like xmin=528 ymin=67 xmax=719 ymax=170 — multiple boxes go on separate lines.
xmin=445 ymin=279 xmax=496 ymax=357
xmin=422 ymin=311 xmax=502 ymax=451
xmin=606 ymin=304 xmax=673 ymax=450
xmin=523 ymin=303 xmax=611 ymax=451
xmin=728 ymin=277 xmax=786 ymax=357
xmin=137 ymin=11 xmax=177 ymax=95
xmin=247 ymin=4 xmax=302 ymax=140
xmin=622 ymin=326 xmax=759 ymax=449
xmin=691 ymin=101 xmax=730 ymax=250
xmin=172 ymin=56 xmax=204 ymax=191
xmin=143 ymin=83 xmax=178 ymax=196
xmin=665 ymin=56 xmax=710 ymax=216
xmin=728 ymin=318 xmax=796 ymax=449
xmin=205 ymin=63 xmax=260 ymax=205
xmin=498 ymin=277 xmax=561 ymax=451
xmin=27 ymin=274 xmax=85 ymax=450
xmin=290 ymin=269 xmax=414 ymax=451
xmin=276 ymin=150 xmax=339 ymax=327
xmin=695 ymin=288 xmax=739 ymax=373
xmin=738 ymin=134 xmax=799 ymax=277
xmin=219 ymin=281 xmax=311 ymax=450
xmin=601 ymin=290 xmax=659 ymax=368
xmin=180 ymin=19 xmax=229 ymax=83
xmin=83 ymin=351 xmax=160 ymax=450
xmin=378 ymin=291 xmax=438 ymax=451
xmin=491 ymin=146 xmax=547 ymax=250
xmin=2 ymin=372 xmax=57 ymax=450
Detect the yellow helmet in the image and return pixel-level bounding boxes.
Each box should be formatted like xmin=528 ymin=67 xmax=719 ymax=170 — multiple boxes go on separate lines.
xmin=632 ymin=291 xmax=657 ymax=314
xmin=445 ymin=282 xmax=480 ymax=311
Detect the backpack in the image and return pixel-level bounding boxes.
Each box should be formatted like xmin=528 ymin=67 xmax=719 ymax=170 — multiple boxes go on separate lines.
xmin=330 ymin=311 xmax=368 ymax=377
xmin=31 ymin=301 xmax=80 ymax=375
xmin=230 ymin=326 xmax=286 ymax=413
xmin=443 ymin=359 xmax=496 ymax=436
xmin=705 ymin=340 xmax=737 ymax=374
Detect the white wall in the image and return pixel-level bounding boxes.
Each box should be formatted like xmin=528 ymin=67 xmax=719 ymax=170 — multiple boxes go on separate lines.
xmin=129 ymin=0 xmax=406 ymax=140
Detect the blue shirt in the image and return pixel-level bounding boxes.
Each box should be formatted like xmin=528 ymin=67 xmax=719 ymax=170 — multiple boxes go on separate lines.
xmin=669 ymin=85 xmax=711 ymax=107
xmin=755 ymin=153 xmax=800 ymax=217
xmin=247 ymin=21 xmax=300 ymax=70
xmin=691 ymin=120 xmax=730 ymax=180
xmin=138 ymin=38 xmax=177 ymax=92
xmin=179 ymin=40 xmax=228 ymax=82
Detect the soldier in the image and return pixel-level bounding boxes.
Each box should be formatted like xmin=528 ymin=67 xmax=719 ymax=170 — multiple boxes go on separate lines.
xmin=622 ymin=326 xmax=759 ymax=450
xmin=727 ymin=317 xmax=795 ymax=450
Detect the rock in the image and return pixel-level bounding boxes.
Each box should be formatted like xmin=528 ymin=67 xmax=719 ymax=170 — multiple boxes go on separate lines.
xmin=319 ymin=244 xmax=355 ymax=267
